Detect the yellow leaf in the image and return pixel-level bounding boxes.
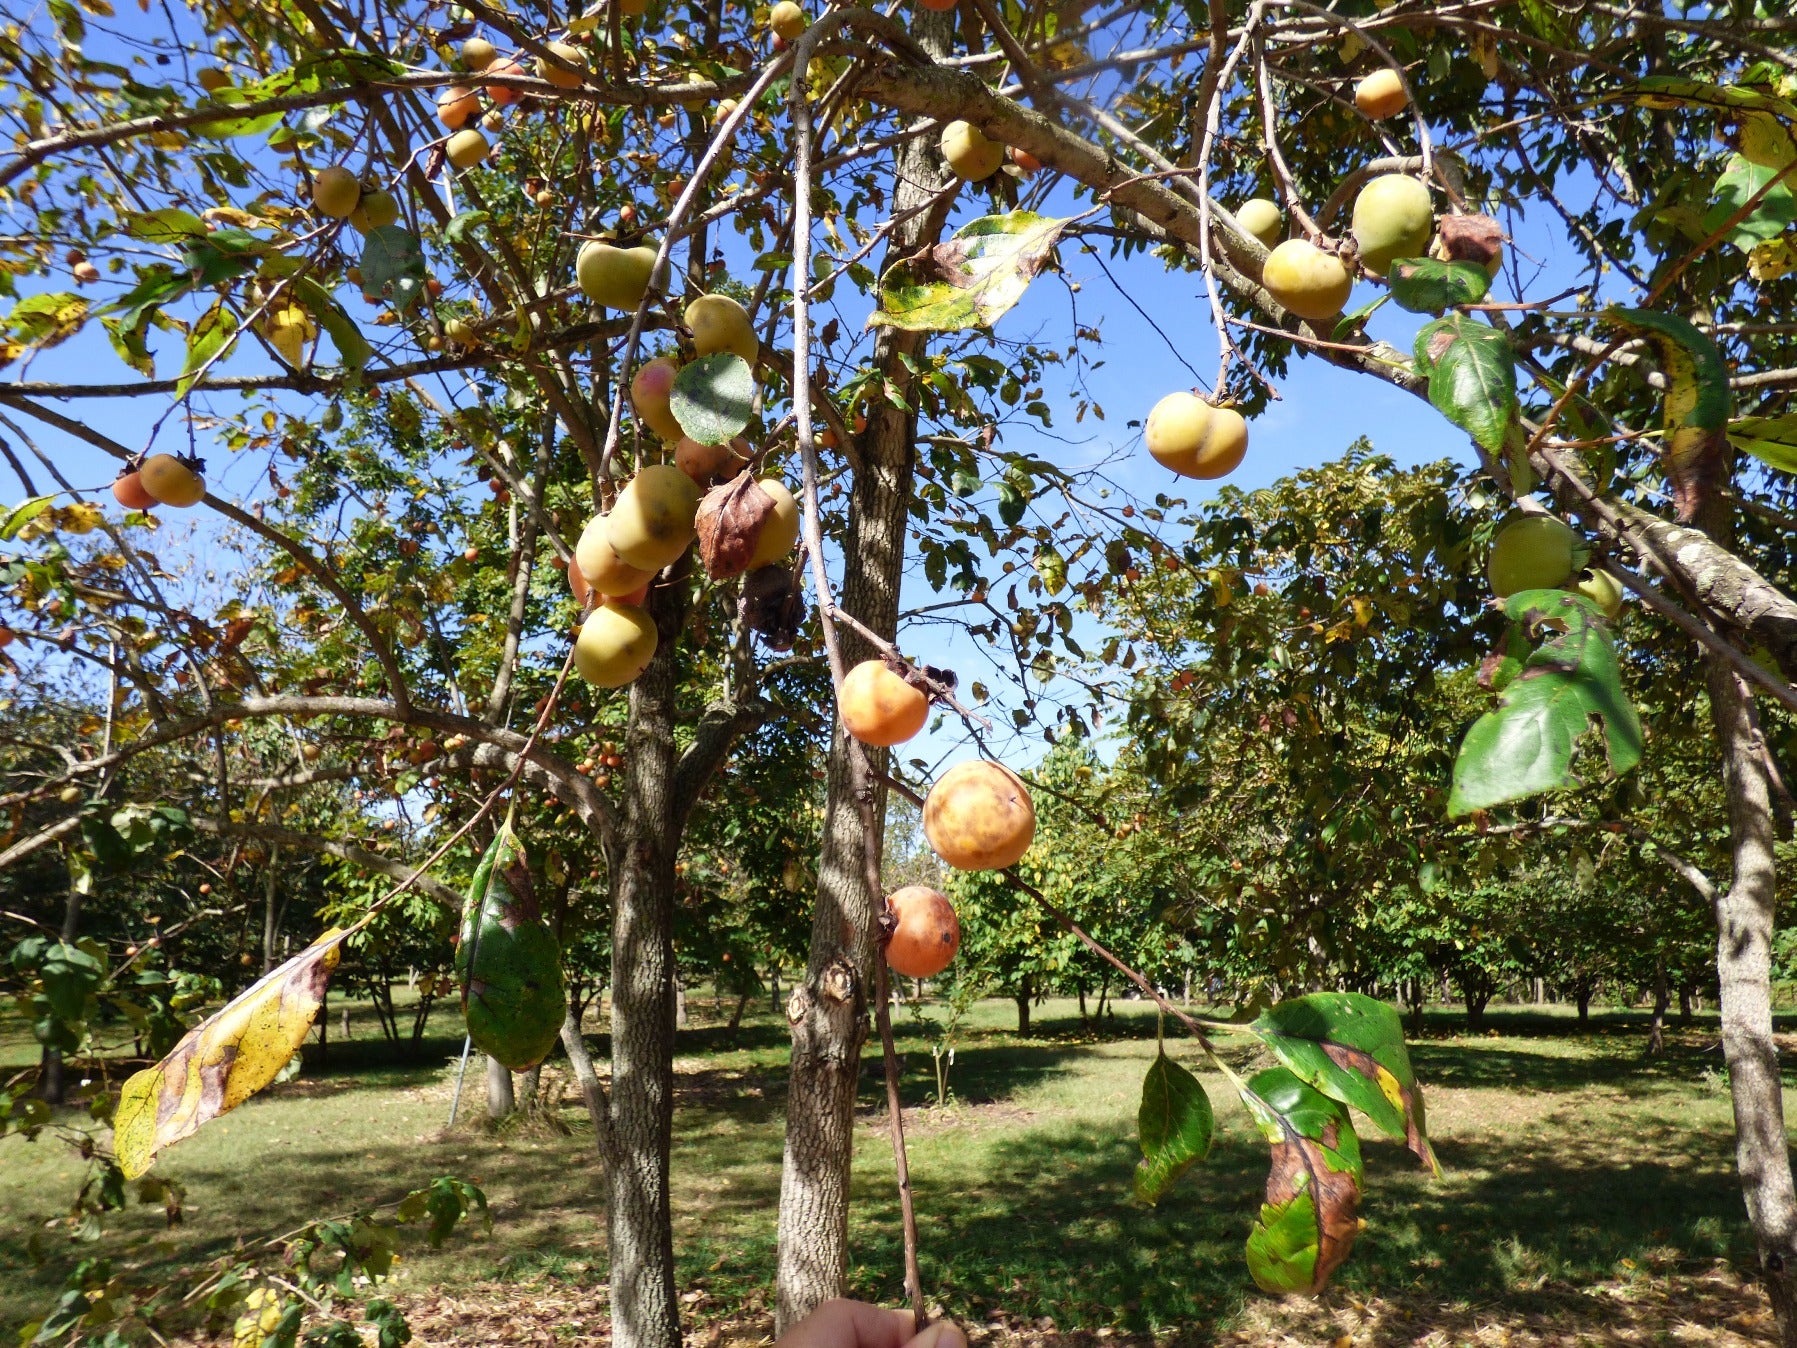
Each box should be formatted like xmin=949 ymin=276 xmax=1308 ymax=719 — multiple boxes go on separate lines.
xmin=114 ymin=928 xmax=346 ymax=1178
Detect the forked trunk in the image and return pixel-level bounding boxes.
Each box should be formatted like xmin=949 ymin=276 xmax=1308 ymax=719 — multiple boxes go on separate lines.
xmin=772 ymin=10 xmax=954 ymax=1331
xmin=1705 ymin=653 xmax=1797 ymax=1345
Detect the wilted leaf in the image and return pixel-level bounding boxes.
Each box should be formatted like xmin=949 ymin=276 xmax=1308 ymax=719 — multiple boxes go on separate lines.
xmin=457 ymin=822 xmax=565 ymax=1071
xmin=1413 ymin=315 xmax=1516 ymax=452
xmin=696 ymin=473 xmax=778 ymax=580
xmin=114 ymin=928 xmax=347 ymax=1178
xmin=1253 ymin=993 xmax=1440 ymax=1174
xmin=1133 ymin=1051 xmax=1213 ymax=1204
xmin=870 ymin=212 xmax=1068 ymax=333
xmin=1599 ymin=307 xmax=1732 ymax=521
xmin=1448 ymin=588 xmax=1644 ymax=816
xmin=1240 ymin=1068 xmax=1364 ymax=1296
xmin=0 ymin=292 xmax=89 ymax=369
xmin=670 ymin=353 xmax=756 ymax=447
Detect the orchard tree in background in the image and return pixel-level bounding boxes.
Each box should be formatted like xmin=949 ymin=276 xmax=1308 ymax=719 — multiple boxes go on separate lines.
xmin=4 ymin=1 xmax=1797 ymax=1346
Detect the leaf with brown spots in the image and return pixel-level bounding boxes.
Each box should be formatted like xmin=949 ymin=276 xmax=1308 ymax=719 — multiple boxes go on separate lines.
xmin=1253 ymin=992 xmax=1441 ymax=1175
xmin=1240 ymin=1067 xmax=1365 ymax=1295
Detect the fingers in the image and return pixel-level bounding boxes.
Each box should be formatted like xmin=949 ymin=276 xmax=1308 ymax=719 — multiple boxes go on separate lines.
xmin=779 ymin=1299 xmax=916 ymax=1348
xmin=904 ymin=1319 xmax=967 ymax=1348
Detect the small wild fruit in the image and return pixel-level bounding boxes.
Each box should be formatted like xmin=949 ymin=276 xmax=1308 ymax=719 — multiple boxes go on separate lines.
xmin=1351 ymin=174 xmax=1433 ymax=275
xmin=884 ymin=886 xmax=961 ymax=978
xmin=1355 ymin=67 xmax=1409 ymax=120
xmin=940 ymin=120 xmax=1004 ymax=181
xmin=139 ymin=453 xmax=206 ymax=507
xmin=684 ymin=293 xmax=760 ymax=365
xmin=1262 ymin=238 xmax=1353 ymax=321
xmin=461 ymin=37 xmax=498 ymax=70
xmin=577 ymin=240 xmax=659 ymax=309
xmin=631 ymin=356 xmax=687 ymax=441
xmin=1235 ymin=198 xmax=1284 ymax=249
xmin=310 ymin=166 xmax=362 ymax=219
xmin=536 ymin=41 xmax=587 ymax=89
xmin=923 ymin=760 xmax=1036 ymax=871
xmin=675 ymin=435 xmax=749 ymax=485
xmin=746 ymin=477 xmax=798 ymax=567
xmin=574 ymin=602 xmax=658 ymax=688
xmin=608 ymin=465 xmax=702 ymax=572
xmin=575 ymin=515 xmax=656 ymax=596
xmin=446 ymin=128 xmax=490 ymax=169
xmin=769 ymin=1 xmax=808 ymax=40
xmin=1574 ymin=567 xmax=1624 ymax=620
xmin=484 ymin=58 xmax=526 ymax=105
xmin=437 ymin=85 xmax=482 ymax=129
xmin=1144 ymin=392 xmax=1248 ymax=480
xmin=349 ymin=189 xmax=400 ymax=232
xmin=839 ymin=660 xmax=928 ymax=746
xmin=1488 ymin=515 xmax=1578 ymax=597
xmin=112 ymin=470 xmax=156 ymax=511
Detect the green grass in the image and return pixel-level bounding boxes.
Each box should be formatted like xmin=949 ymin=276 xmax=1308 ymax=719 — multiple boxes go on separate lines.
xmin=0 ymin=998 xmax=1775 ymax=1344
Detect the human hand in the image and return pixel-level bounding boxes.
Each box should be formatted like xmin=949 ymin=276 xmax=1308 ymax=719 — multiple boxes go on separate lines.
xmin=774 ymin=1300 xmax=965 ymax=1348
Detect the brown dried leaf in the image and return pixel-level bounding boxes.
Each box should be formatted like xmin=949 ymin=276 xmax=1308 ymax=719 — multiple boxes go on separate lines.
xmin=696 ymin=474 xmax=778 ymax=580
xmin=1437 ymin=214 xmax=1504 ymax=270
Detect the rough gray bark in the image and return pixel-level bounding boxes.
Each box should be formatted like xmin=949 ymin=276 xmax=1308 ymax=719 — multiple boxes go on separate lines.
xmin=773 ymin=15 xmax=955 ymax=1327
xmin=485 ymin=1055 xmax=515 ymax=1120
xmin=608 ymin=579 xmax=687 ymax=1348
xmin=1649 ymin=962 xmax=1669 ymax=1058
xmin=1705 ymin=652 xmax=1797 ymax=1344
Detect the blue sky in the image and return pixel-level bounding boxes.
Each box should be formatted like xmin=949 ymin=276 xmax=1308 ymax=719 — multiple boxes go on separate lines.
xmin=1 ymin=10 xmax=1599 ymax=782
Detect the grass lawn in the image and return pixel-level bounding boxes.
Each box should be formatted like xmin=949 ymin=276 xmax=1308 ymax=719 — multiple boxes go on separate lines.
xmin=0 ymin=997 xmax=1782 ymax=1346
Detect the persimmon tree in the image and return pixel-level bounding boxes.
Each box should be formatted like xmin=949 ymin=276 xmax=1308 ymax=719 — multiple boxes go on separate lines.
xmin=4 ymin=0 xmax=1797 ymax=1346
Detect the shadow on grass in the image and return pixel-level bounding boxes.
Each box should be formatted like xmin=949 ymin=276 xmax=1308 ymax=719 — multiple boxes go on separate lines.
xmin=0 ymin=1010 xmax=1763 ymax=1346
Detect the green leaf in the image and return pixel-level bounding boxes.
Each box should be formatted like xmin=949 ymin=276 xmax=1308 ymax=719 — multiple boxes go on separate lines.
xmin=0 ymin=292 xmax=89 ymax=368
xmin=1448 ymin=589 xmax=1644 ymax=816
xmin=1132 ymin=1051 xmax=1214 ymax=1204
xmin=120 ymin=208 xmax=210 ymax=245
xmin=1413 ymin=315 xmax=1516 ymax=452
xmin=101 ymin=316 xmax=156 ymax=377
xmin=1729 ymin=413 xmax=1797 ymax=473
xmin=0 ymin=495 xmax=58 ymax=541
xmin=1599 ymin=307 xmax=1732 ymax=520
xmin=1705 ymin=154 xmax=1797 ymax=249
xmin=870 ymin=212 xmax=1068 ymax=333
xmin=456 ymin=823 xmax=565 ymax=1071
xmin=1252 ymin=993 xmax=1439 ymax=1174
xmin=288 ymin=277 xmax=370 ymax=373
xmin=1239 ymin=1067 xmax=1364 ymax=1296
xmin=442 ymin=210 xmax=491 ymax=246
xmin=1385 ymin=258 xmax=1491 ymax=313
xmin=669 ymin=353 xmax=757 ymax=446
xmin=359 ymin=225 xmax=428 ymax=312
xmin=177 ymin=300 xmax=237 ymax=397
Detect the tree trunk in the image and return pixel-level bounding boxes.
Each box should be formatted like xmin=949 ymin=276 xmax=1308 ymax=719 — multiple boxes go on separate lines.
xmin=1077 ymin=983 xmax=1088 ymax=1024
xmin=1576 ymin=979 xmax=1594 ymax=1025
xmin=485 ymin=1055 xmax=515 ymax=1120
xmin=518 ymin=1064 xmax=541 ymax=1107
xmin=1464 ymin=985 xmax=1490 ymax=1034
xmin=608 ymin=584 xmax=686 ymax=1348
xmin=1649 ymin=962 xmax=1670 ymax=1058
xmin=1681 ymin=985 xmax=1695 ymax=1023
xmin=1405 ymin=979 xmax=1425 ymax=1038
xmin=38 ymin=881 xmax=85 ymax=1106
xmin=728 ymin=991 xmax=749 ymax=1031
xmin=773 ymin=14 xmax=954 ymax=1329
xmin=1015 ymin=973 xmax=1034 ymax=1036
xmin=1705 ymin=652 xmax=1797 ymax=1341
xmin=262 ymin=847 xmax=282 ymax=973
